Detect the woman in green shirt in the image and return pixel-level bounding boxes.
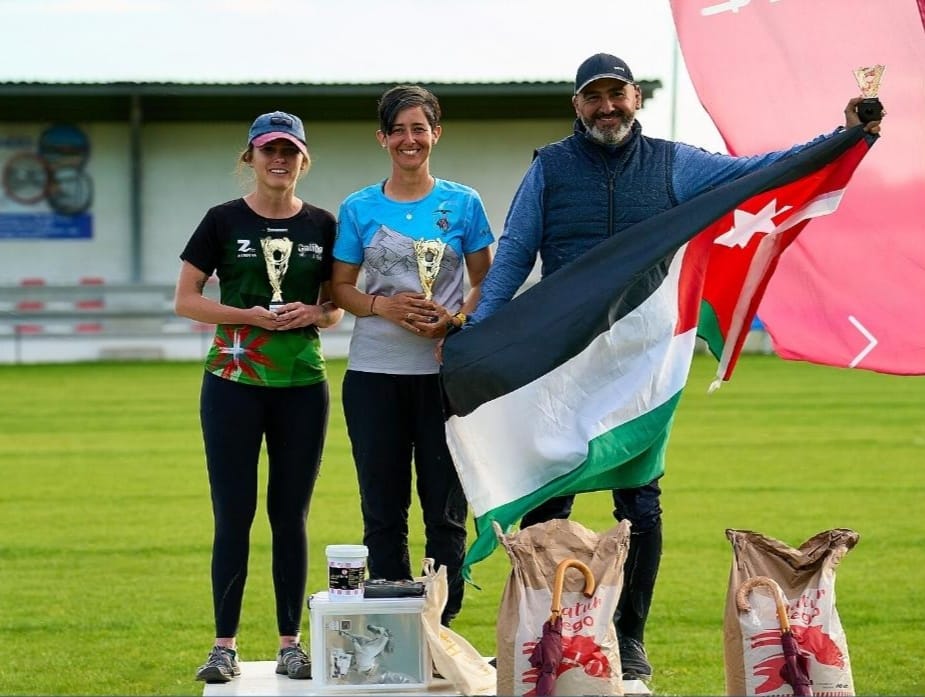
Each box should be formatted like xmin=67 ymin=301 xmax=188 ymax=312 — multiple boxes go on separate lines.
xmin=175 ymin=110 xmax=342 ymax=684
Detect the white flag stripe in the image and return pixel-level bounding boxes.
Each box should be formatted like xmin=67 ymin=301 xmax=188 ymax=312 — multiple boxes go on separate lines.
xmin=446 ymin=255 xmax=696 ymax=517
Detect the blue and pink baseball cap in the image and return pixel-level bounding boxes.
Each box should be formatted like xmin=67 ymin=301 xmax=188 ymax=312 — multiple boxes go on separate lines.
xmin=247 ymin=111 xmax=307 ymax=155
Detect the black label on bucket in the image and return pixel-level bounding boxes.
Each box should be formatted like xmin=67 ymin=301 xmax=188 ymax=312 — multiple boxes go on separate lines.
xmin=329 ymin=564 xmax=365 ymax=591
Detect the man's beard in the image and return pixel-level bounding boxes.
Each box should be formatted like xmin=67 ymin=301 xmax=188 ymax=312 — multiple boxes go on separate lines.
xmin=582 ymin=113 xmax=634 ymax=145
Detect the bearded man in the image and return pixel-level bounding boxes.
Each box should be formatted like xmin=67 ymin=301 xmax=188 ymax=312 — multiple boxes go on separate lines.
xmin=466 ymin=52 xmax=882 ymax=683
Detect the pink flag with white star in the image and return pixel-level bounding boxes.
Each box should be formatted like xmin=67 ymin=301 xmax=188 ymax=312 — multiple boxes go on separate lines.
xmin=671 ymin=0 xmax=925 ymax=375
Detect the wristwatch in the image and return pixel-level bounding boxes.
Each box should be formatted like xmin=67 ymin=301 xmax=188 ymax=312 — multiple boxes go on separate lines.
xmin=452 ymin=312 xmax=467 ymax=328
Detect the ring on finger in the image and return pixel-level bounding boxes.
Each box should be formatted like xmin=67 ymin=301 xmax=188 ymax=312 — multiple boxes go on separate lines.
xmin=406 ymin=312 xmax=413 ymax=320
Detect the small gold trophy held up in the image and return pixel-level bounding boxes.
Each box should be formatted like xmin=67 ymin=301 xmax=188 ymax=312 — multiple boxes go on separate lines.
xmin=413 ymin=239 xmax=447 ymax=301
xmin=852 ymin=64 xmax=885 ymax=124
xmin=260 ymin=236 xmax=293 ymax=313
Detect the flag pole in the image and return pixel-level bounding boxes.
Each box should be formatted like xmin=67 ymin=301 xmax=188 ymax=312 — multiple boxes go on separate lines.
xmin=670 ymin=30 xmax=680 ymax=141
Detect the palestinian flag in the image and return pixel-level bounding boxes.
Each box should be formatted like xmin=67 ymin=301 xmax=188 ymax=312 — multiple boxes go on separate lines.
xmin=441 ymin=126 xmax=873 ymax=575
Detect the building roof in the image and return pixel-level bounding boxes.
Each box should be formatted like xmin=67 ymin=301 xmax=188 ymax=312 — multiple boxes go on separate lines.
xmin=0 ymin=80 xmax=663 ymax=123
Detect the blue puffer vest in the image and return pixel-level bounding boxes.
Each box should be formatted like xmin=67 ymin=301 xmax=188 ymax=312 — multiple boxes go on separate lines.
xmin=534 ymin=119 xmax=677 ymax=278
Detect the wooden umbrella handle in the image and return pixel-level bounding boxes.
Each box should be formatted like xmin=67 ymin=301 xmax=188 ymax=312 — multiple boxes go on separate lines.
xmin=736 ymin=575 xmax=791 ymax=632
xmin=550 ymin=559 xmax=596 ymax=621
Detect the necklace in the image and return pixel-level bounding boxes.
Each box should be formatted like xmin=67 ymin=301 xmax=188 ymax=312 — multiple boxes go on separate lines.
xmin=382 ymin=176 xmax=435 ymax=220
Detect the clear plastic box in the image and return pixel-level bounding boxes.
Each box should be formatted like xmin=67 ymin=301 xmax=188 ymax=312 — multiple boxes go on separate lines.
xmin=308 ymin=591 xmax=431 ymax=691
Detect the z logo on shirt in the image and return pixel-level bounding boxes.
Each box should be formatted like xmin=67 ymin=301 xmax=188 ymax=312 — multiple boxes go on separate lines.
xmin=237 ymin=239 xmax=258 ymax=258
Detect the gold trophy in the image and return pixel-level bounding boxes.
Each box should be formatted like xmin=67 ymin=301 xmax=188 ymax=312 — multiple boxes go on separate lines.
xmin=260 ymin=236 xmax=293 ymax=312
xmin=852 ymin=64 xmax=885 ymax=124
xmin=413 ymin=239 xmax=447 ymax=301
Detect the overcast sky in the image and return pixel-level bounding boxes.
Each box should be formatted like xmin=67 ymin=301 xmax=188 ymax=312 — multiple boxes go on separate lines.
xmin=0 ymin=0 xmax=726 ymax=150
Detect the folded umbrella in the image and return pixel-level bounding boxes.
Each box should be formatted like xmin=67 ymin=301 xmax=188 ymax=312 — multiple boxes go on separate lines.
xmin=529 ymin=559 xmax=596 ymax=696
xmin=737 ymin=575 xmax=813 ymax=697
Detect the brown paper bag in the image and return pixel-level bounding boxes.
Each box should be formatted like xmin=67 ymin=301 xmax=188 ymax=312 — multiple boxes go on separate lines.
xmin=496 ymin=518 xmax=631 ymax=696
xmin=724 ymin=528 xmax=859 ymax=696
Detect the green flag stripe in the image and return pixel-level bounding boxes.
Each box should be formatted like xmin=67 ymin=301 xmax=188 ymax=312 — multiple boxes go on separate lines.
xmin=698 ymin=299 xmax=724 ymax=361
xmin=462 ymin=393 xmax=681 ymax=578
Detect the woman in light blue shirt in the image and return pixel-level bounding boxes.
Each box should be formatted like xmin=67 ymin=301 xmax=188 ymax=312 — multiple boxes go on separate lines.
xmin=331 ymin=85 xmax=493 ymax=625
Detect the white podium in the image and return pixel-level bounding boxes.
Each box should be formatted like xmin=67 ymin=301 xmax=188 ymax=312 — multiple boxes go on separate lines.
xmin=202 ymin=661 xmax=651 ymax=696
xmin=201 ymin=661 xmax=458 ymax=696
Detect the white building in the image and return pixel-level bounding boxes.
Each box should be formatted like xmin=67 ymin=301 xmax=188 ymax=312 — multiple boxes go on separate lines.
xmin=0 ymin=79 xmax=668 ymax=363
xmin=0 ymin=79 xmax=662 ymax=285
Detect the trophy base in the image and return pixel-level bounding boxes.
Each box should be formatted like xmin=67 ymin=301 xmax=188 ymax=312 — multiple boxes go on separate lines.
xmin=269 ymin=302 xmax=285 ymax=314
xmin=857 ymin=97 xmax=883 ymax=124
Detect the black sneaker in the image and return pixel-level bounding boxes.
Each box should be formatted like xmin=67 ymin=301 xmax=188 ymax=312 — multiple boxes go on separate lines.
xmin=619 ymin=637 xmax=653 ymax=682
xmin=276 ymin=643 xmax=312 ymax=679
xmin=195 ymin=645 xmax=241 ymax=683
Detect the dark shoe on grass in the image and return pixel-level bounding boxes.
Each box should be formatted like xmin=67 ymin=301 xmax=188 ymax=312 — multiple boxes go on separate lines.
xmin=195 ymin=645 xmax=241 ymax=683
xmin=619 ymin=636 xmax=653 ymax=682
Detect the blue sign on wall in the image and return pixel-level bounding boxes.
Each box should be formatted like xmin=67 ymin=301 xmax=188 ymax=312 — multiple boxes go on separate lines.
xmin=0 ymin=212 xmax=92 ymax=239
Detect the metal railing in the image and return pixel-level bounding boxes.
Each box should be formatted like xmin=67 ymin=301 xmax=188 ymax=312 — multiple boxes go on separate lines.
xmin=0 ymin=282 xmax=356 ymax=364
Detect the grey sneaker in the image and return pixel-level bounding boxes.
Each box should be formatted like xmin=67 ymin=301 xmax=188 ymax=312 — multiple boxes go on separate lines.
xmin=619 ymin=637 xmax=653 ymax=682
xmin=195 ymin=645 xmax=241 ymax=683
xmin=276 ymin=643 xmax=312 ymax=679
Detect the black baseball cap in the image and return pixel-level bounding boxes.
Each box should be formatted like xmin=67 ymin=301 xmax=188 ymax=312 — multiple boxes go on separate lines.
xmin=574 ymin=53 xmax=635 ymax=94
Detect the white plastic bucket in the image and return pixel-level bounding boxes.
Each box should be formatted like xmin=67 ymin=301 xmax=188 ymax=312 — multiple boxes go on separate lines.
xmin=326 ymin=544 xmax=368 ymax=600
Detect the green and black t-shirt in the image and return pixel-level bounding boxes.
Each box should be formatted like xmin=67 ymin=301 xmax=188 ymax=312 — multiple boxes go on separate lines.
xmin=180 ymin=198 xmax=336 ymax=387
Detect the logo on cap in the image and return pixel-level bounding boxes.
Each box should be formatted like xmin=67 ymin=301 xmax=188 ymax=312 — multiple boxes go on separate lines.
xmin=574 ymin=53 xmax=635 ymax=93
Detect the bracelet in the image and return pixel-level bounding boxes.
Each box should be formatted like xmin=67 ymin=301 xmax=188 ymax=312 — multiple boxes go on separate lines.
xmin=369 ymin=295 xmax=378 ymax=316
xmin=452 ymin=312 xmax=467 ymax=328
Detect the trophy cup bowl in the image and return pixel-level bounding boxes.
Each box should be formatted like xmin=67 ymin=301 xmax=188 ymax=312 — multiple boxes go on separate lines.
xmin=261 ymin=237 xmax=293 ymax=313
xmin=853 ymin=64 xmax=885 ymax=124
xmin=413 ymin=239 xmax=447 ymax=303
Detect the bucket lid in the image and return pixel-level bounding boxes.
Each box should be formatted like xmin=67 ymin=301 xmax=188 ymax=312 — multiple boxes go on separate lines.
xmin=325 ymin=544 xmax=368 ymax=557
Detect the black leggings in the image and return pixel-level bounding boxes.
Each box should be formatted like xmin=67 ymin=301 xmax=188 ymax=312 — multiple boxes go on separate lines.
xmin=200 ymin=371 xmax=329 ymax=637
xmin=342 ymin=370 xmax=467 ymax=625
xmin=521 ymin=480 xmax=663 ymax=642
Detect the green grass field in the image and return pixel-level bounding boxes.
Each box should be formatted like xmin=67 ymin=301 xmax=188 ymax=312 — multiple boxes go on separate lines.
xmin=0 ymin=355 xmax=923 ymax=696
